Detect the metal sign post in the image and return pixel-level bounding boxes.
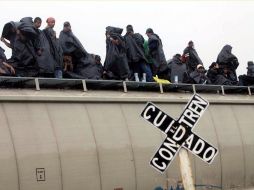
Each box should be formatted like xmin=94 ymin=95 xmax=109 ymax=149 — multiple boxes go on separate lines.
xmin=179 ymin=148 xmax=195 ymax=190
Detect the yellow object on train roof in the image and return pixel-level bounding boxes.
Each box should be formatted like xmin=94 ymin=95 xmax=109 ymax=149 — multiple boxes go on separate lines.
xmin=153 ymin=75 xmax=171 ymax=84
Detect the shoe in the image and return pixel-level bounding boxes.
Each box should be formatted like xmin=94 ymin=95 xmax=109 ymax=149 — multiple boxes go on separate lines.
xmin=134 ymin=73 xmax=139 ymax=82
xmin=141 ymin=73 xmax=146 ymax=82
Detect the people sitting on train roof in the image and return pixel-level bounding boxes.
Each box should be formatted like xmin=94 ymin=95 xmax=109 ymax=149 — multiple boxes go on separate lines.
xmin=207 ymin=62 xmax=235 ymax=85
xmin=184 ymin=64 xmax=211 ymax=84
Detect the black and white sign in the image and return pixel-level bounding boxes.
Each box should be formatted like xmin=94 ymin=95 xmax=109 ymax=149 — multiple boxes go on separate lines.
xmin=141 ymin=94 xmax=218 ymax=173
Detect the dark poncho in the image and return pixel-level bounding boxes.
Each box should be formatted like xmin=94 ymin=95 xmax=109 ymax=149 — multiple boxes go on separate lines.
xmin=189 ymin=70 xmax=211 ymax=84
xmin=124 ymin=32 xmax=147 ymax=63
xmin=1 ymin=21 xmax=20 ymax=49
xmin=183 ymin=46 xmax=203 ymax=73
xmin=59 ymin=30 xmax=102 ymax=79
xmin=216 ymin=45 xmax=239 ymax=82
xmin=6 ymin=17 xmax=39 ymax=77
xmin=216 ymin=45 xmax=239 ymax=70
xmin=168 ymin=55 xmax=187 ymax=83
xmin=104 ymin=26 xmax=130 ymax=80
xmin=147 ymin=33 xmax=167 ymax=75
xmin=36 ymin=27 xmax=63 ymax=75
xmin=207 ymin=67 xmax=234 ymax=85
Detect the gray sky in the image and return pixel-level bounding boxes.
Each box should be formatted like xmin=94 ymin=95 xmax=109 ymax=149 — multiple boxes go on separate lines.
xmin=1 ymin=0 xmax=254 ymax=76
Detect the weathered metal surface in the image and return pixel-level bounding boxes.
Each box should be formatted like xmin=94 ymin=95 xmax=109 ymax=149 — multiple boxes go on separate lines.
xmin=0 ymin=88 xmax=253 ymax=190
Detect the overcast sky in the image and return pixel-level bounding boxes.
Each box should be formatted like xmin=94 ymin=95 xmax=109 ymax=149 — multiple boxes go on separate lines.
xmin=1 ymin=0 xmax=254 ymax=76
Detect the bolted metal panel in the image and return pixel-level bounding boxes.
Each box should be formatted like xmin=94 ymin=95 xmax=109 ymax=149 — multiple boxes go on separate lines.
xmin=0 ymin=96 xmax=253 ymax=190
xmin=210 ymin=105 xmax=245 ymax=189
xmin=85 ymin=104 xmax=136 ymax=190
xmin=45 ymin=104 xmax=101 ymax=190
xmin=231 ymin=105 xmax=254 ymax=188
xmin=2 ymin=103 xmax=62 ymax=190
xmin=0 ymin=105 xmax=19 ymax=190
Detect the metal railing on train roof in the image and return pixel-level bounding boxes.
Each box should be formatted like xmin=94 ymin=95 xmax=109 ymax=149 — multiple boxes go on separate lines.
xmin=0 ymin=76 xmax=253 ymax=96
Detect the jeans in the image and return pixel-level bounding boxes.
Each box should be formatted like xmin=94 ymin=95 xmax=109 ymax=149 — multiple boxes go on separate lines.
xmin=131 ymin=61 xmax=153 ymax=82
xmin=140 ymin=63 xmax=153 ymax=82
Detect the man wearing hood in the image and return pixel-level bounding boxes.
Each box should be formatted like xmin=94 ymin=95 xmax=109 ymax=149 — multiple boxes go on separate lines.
xmin=182 ymin=41 xmax=203 ymax=73
xmin=104 ymin=26 xmax=130 ymax=80
xmin=216 ymin=44 xmax=239 ymax=83
xmin=1 ymin=21 xmax=20 ymax=58
xmin=124 ymin=25 xmax=152 ymax=82
xmin=3 ymin=17 xmax=39 ymax=77
xmin=59 ymin=21 xmax=87 ymax=55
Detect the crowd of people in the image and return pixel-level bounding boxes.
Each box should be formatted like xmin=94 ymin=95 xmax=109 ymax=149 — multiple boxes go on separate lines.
xmin=0 ymin=16 xmax=253 ymax=86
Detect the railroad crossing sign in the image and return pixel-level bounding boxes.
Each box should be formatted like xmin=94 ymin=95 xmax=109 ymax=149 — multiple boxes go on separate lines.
xmin=141 ymin=94 xmax=218 ymax=173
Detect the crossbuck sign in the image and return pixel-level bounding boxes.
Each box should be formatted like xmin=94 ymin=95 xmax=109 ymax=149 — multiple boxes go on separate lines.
xmin=141 ymin=94 xmax=218 ymax=173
